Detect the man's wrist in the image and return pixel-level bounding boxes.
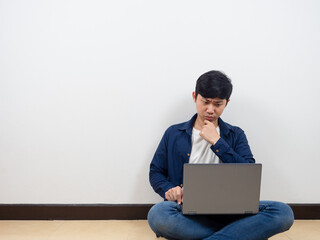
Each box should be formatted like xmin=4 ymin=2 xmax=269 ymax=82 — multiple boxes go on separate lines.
xmin=211 ymin=136 xmax=220 ymax=145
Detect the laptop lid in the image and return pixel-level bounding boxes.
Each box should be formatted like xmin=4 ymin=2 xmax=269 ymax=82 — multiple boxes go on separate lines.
xmin=182 ymin=163 xmax=262 ymax=215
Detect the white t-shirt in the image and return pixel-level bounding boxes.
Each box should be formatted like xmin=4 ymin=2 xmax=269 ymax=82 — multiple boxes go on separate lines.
xmin=189 ymin=127 xmax=221 ymax=164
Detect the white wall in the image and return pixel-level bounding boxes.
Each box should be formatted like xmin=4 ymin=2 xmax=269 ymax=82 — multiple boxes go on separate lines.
xmin=0 ymin=0 xmax=319 ymax=204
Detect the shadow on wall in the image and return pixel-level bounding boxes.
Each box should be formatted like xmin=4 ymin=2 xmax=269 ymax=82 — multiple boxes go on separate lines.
xmin=131 ymin=95 xmax=194 ymax=203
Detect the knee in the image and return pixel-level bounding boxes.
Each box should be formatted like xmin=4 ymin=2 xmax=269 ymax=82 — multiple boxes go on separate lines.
xmin=147 ymin=203 xmax=162 ymax=230
xmin=148 ymin=201 xmax=181 ymax=235
xmin=263 ymin=201 xmax=294 ymax=231
xmin=275 ymin=202 xmax=294 ymax=230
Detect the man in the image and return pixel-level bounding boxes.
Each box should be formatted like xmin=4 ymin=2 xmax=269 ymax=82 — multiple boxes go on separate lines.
xmin=148 ymin=70 xmax=294 ymax=240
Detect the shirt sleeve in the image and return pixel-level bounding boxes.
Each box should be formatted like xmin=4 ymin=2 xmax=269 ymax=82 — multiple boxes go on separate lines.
xmin=210 ymin=128 xmax=255 ymax=163
xmin=149 ymin=129 xmax=176 ymax=199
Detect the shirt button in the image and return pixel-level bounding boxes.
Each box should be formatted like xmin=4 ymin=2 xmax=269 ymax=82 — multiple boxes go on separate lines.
xmin=216 ymin=149 xmax=219 ymax=153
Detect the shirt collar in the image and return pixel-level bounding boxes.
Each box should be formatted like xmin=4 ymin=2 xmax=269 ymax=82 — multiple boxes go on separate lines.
xmin=177 ymin=114 xmax=197 ymax=136
xmin=178 ymin=114 xmax=233 ymax=137
xmin=218 ymin=117 xmax=233 ymax=138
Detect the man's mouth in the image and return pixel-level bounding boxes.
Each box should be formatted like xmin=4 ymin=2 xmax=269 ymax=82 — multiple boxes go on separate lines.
xmin=205 ymin=116 xmax=214 ymax=121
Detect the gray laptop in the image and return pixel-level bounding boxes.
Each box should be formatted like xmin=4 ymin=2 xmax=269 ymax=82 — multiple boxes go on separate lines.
xmin=182 ymin=163 xmax=262 ymax=215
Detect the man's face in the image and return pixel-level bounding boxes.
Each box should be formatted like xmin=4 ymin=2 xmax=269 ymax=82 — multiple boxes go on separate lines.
xmin=192 ymin=92 xmax=229 ymax=124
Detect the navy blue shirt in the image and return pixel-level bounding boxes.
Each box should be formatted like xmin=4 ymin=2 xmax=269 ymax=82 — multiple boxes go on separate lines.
xmin=149 ymin=114 xmax=255 ymax=199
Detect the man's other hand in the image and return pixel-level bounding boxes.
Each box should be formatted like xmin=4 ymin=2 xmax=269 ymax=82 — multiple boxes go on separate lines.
xmin=165 ymin=186 xmax=183 ymax=204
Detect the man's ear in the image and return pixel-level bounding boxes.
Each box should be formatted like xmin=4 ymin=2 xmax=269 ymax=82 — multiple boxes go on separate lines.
xmin=226 ymin=98 xmax=230 ymax=106
xmin=192 ymin=92 xmax=196 ymax=103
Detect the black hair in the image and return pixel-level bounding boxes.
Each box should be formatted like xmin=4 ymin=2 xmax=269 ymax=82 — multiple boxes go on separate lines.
xmin=195 ymin=70 xmax=233 ymax=101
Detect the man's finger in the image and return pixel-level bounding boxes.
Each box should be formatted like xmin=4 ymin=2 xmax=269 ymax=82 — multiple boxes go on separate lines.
xmin=165 ymin=191 xmax=173 ymax=201
xmin=179 ymin=196 xmax=183 ymax=205
xmin=168 ymin=191 xmax=174 ymax=201
xmin=176 ymin=188 xmax=183 ymax=204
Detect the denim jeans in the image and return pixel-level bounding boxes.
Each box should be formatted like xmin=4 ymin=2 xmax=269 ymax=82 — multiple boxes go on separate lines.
xmin=148 ymin=201 xmax=294 ymax=240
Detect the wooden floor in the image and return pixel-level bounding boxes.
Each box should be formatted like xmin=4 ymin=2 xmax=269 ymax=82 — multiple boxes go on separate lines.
xmin=0 ymin=220 xmax=319 ymax=240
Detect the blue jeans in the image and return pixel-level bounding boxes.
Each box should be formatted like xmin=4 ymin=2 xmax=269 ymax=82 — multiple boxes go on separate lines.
xmin=148 ymin=201 xmax=294 ymax=240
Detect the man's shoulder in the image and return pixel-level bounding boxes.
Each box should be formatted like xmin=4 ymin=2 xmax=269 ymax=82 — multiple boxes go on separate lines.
xmin=165 ymin=120 xmax=189 ymax=133
xmin=221 ymin=120 xmax=240 ymax=130
xmin=218 ymin=118 xmax=245 ymax=135
xmin=164 ymin=115 xmax=196 ymax=136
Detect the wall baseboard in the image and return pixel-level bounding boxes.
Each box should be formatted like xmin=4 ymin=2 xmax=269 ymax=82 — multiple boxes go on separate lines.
xmin=289 ymin=204 xmax=320 ymax=220
xmin=0 ymin=204 xmax=319 ymax=220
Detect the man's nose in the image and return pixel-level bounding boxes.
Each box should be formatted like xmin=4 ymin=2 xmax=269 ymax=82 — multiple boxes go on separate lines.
xmin=206 ymin=104 xmax=215 ymax=113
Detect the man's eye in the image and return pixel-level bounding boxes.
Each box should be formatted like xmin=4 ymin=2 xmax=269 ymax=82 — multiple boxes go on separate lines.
xmin=214 ymin=104 xmax=224 ymax=107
